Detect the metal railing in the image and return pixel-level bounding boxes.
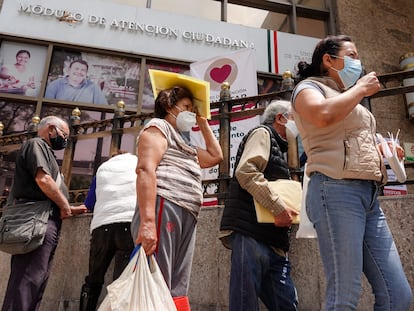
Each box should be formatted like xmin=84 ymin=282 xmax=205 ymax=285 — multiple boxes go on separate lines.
xmin=1 ymin=70 xmax=414 ymax=207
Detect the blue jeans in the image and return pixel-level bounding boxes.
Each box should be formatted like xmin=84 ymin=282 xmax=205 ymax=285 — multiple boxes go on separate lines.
xmin=228 ymin=232 xmax=298 ymax=311
xmin=307 ymin=172 xmax=412 ymax=311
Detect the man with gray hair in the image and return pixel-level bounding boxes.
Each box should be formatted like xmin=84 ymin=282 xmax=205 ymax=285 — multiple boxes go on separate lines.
xmin=1 ymin=115 xmax=87 ymax=311
xmin=220 ymin=100 xmax=299 ymax=311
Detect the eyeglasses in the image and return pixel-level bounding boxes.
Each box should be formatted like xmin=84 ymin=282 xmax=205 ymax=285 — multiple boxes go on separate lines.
xmin=283 ymin=112 xmax=294 ymax=120
xmin=54 ymin=126 xmax=69 ymax=139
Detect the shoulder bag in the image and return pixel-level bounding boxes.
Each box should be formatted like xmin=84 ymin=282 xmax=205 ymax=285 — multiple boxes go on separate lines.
xmin=0 ymin=173 xmax=62 ymax=255
xmin=0 ymin=200 xmax=52 ymax=254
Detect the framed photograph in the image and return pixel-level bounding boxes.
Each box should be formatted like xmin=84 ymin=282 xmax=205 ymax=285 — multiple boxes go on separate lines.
xmin=45 ymin=48 xmax=141 ymax=109
xmin=0 ymin=41 xmax=48 ymax=97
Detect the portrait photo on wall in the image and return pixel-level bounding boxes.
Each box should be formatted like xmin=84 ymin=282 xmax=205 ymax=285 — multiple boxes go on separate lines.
xmin=0 ymin=41 xmax=48 ymax=97
xmin=45 ymin=48 xmax=140 ymax=109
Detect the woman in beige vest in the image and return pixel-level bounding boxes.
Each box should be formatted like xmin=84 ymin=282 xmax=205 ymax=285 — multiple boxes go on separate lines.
xmin=291 ymin=35 xmax=412 ymax=311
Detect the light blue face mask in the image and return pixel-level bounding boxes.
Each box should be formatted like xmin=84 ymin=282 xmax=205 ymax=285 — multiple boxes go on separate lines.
xmin=330 ymin=55 xmax=362 ymax=89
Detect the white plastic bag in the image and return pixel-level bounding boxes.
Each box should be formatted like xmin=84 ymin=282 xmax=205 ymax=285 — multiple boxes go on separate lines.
xmin=296 ymin=164 xmax=317 ymax=238
xmin=98 ymin=246 xmax=177 ymax=311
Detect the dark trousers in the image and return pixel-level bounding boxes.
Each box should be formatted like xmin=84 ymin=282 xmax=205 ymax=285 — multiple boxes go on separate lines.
xmin=80 ymin=222 xmax=134 ymax=311
xmin=1 ymin=216 xmax=62 ymax=311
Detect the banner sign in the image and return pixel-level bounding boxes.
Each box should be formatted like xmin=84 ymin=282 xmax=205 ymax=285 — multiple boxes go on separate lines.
xmin=270 ymin=31 xmax=320 ymax=75
xmin=190 ymin=49 xmax=260 ymax=205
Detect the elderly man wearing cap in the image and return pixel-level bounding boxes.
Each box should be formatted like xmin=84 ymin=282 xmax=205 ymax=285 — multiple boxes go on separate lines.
xmin=131 ymin=70 xmax=223 ymax=310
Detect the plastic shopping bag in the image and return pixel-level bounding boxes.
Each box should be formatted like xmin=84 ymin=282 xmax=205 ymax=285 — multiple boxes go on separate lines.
xmin=296 ymin=164 xmax=317 ymax=238
xmin=98 ymin=245 xmax=177 ymax=311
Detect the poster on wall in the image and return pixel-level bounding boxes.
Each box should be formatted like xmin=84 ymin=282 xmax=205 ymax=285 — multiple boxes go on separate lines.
xmin=190 ymin=48 xmax=260 ymax=205
xmin=0 ymin=41 xmax=48 ymax=97
xmin=44 ymin=48 xmax=140 ymax=109
xmin=383 ymin=168 xmax=408 ymax=196
xmin=270 ymin=31 xmax=320 ymax=75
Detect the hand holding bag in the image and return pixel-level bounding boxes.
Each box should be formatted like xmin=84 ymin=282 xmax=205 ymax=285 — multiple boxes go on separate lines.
xmin=98 ymin=245 xmax=177 ymax=311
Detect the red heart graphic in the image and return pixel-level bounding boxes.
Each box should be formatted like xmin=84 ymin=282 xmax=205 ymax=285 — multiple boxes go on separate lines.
xmin=210 ymin=65 xmax=232 ymax=83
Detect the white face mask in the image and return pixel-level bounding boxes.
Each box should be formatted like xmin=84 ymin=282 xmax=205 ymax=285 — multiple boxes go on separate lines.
xmin=285 ymin=119 xmax=299 ymax=138
xmin=176 ymin=110 xmax=196 ymax=132
xmin=170 ymin=106 xmax=196 ymax=132
xmin=282 ymin=113 xmax=299 ymax=138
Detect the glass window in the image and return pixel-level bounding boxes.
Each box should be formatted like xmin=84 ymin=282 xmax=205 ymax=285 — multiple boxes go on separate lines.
xmin=258 ymin=76 xmax=282 ymax=94
xmin=0 ymin=150 xmax=16 ymax=207
xmin=228 ymin=3 xmax=289 ymax=31
xmin=69 ymin=135 xmax=112 ymax=188
xmin=151 ymin=0 xmax=221 ymax=22
xmin=0 ymin=101 xmax=36 ymax=134
xmin=120 ymin=133 xmax=137 ymax=154
xmin=297 ymin=0 xmax=325 ymax=9
xmin=142 ymin=61 xmax=189 ymax=112
xmin=40 ymin=105 xmax=115 ymax=124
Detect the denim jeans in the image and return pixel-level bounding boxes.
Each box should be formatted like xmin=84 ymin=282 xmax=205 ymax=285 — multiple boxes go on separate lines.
xmin=307 ymin=172 xmax=412 ymax=311
xmin=228 ymin=232 xmax=298 ymax=311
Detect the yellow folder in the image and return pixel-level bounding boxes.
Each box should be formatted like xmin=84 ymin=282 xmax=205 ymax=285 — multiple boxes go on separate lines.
xmin=148 ymin=69 xmax=211 ymax=119
xmin=254 ymin=180 xmax=302 ymax=224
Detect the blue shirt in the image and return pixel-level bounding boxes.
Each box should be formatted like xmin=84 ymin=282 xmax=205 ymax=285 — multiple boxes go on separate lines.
xmin=45 ymin=77 xmax=108 ymax=105
xmin=84 ymin=176 xmax=96 ymax=211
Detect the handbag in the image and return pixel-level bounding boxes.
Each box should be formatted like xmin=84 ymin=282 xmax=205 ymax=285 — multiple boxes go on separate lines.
xmin=0 ymin=173 xmax=61 ymax=255
xmin=295 ymin=164 xmax=317 ymax=238
xmin=98 ymin=245 xmax=177 ymax=311
xmin=0 ymin=200 xmax=52 ymax=255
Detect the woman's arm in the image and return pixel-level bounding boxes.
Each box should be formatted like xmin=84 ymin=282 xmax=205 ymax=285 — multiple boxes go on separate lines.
xmin=135 ymin=126 xmax=167 ymax=255
xmin=295 ymin=72 xmax=380 ymax=128
xmin=196 ymin=116 xmax=223 ymax=168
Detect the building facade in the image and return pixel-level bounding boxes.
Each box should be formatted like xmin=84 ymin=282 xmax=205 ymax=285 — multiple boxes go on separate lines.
xmin=0 ymin=0 xmax=413 ymax=310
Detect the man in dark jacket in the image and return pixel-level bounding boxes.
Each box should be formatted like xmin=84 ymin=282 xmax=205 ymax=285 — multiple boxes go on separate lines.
xmin=220 ymin=100 xmax=299 ymax=311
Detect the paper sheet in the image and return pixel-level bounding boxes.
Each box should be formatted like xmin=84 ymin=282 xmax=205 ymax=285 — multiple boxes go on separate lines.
xmin=377 ymin=131 xmax=407 ymax=183
xmin=254 ymin=179 xmax=302 ymax=224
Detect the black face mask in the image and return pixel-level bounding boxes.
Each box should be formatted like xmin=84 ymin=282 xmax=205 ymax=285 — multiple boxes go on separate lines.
xmin=49 ymin=128 xmax=68 ymax=150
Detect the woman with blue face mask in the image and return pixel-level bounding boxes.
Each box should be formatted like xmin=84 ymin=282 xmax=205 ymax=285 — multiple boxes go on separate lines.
xmin=291 ymin=35 xmax=412 ymax=310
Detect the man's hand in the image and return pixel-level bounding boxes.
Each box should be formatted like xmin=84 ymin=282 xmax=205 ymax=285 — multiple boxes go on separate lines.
xmin=274 ymin=207 xmax=299 ymax=227
xmin=71 ymin=204 xmax=88 ymax=215
xmin=60 ymin=206 xmax=72 ymax=219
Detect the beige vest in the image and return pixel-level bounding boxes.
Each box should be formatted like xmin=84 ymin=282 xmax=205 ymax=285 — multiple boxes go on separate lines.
xmin=293 ymin=77 xmax=387 ymax=184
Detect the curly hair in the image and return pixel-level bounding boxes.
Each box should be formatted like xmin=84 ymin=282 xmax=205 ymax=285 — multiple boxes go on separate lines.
xmin=154 ymin=86 xmax=193 ymax=118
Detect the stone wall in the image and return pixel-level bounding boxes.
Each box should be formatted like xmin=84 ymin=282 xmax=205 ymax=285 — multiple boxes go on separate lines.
xmin=335 ymin=0 xmax=414 ymax=140
xmin=334 ymin=0 xmax=414 ymax=194
xmin=0 ymin=195 xmax=413 ymax=310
